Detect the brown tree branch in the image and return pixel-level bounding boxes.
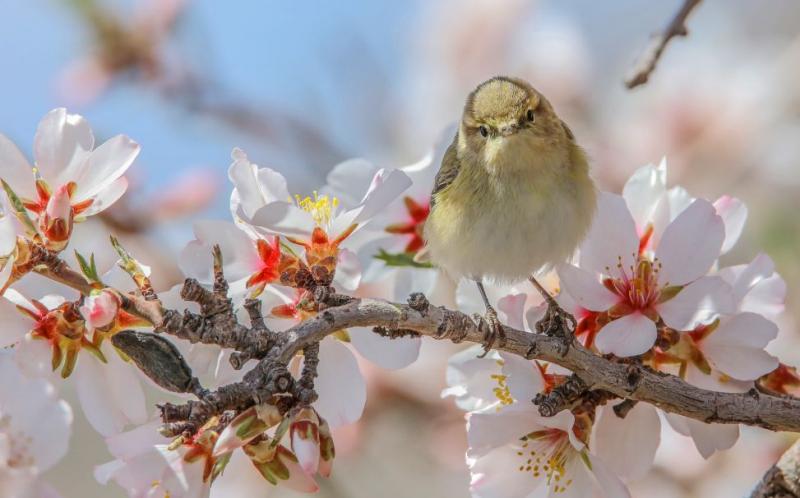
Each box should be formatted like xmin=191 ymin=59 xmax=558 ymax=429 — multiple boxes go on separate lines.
xmin=276 ymin=295 xmax=800 ymax=433
xmin=625 ymin=0 xmax=703 ymax=89
xmin=752 ymin=439 xmax=800 ymax=497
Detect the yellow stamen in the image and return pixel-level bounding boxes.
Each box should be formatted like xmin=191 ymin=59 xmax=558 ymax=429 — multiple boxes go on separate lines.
xmin=294 ymin=191 xmax=339 ymax=227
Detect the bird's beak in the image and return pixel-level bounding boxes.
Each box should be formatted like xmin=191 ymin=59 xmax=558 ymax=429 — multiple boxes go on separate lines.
xmin=499 ymin=124 xmax=518 ymax=137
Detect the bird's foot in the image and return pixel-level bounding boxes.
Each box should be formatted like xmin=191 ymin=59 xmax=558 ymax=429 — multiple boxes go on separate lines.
xmin=475 ymin=306 xmax=506 ymax=358
xmin=535 ymin=301 xmax=576 ymax=357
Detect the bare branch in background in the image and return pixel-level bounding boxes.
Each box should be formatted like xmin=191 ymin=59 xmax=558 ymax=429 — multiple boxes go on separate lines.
xmin=625 ymin=0 xmax=703 ymax=89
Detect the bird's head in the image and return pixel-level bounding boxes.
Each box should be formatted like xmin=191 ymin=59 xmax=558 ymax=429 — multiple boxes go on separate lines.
xmin=458 ymin=76 xmax=572 ymax=171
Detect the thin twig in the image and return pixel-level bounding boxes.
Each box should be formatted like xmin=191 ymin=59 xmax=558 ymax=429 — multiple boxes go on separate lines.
xmin=624 ymin=0 xmax=703 ymax=89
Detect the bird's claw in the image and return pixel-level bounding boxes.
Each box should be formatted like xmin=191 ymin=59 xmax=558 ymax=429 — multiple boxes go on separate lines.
xmin=475 ymin=307 xmax=505 ymax=358
xmin=535 ymin=301 xmax=576 ymax=357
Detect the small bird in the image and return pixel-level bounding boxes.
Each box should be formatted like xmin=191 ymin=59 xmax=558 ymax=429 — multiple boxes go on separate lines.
xmin=422 ymin=76 xmax=597 ymax=354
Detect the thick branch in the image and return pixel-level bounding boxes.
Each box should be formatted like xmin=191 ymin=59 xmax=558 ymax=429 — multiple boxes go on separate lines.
xmin=624 ymin=0 xmax=703 ymax=89
xmin=276 ymin=296 xmax=800 ymax=433
xmin=752 ymin=439 xmax=800 ymax=497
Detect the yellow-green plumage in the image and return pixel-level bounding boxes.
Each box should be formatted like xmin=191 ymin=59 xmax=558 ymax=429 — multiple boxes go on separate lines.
xmin=423 ymin=76 xmax=596 ymax=283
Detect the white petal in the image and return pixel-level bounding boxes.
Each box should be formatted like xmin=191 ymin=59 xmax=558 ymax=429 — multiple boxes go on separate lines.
xmin=719 ymin=253 xmax=783 ymax=312
xmin=0 ymin=296 xmax=33 ymax=347
xmin=557 ymin=264 xmax=619 ymax=312
xmin=246 ymin=202 xmax=316 ymax=237
xmin=469 ymin=444 xmax=540 ymax=498
xmin=348 ymin=326 xmax=420 ymax=370
xmin=595 ymin=312 xmax=657 ymax=357
xmin=228 ymin=148 xmax=291 ymax=219
xmin=467 ymin=410 xmax=537 ymax=458
xmin=500 ymin=353 xmax=544 ymax=403
xmin=579 ymin=193 xmax=639 ymax=278
xmin=443 ymin=345 xmax=503 ymax=412
xmin=312 ymin=339 xmax=366 ymax=427
xmin=75 ymin=353 xmax=141 ymax=436
xmin=0 ymin=133 xmax=35 ymax=199
xmin=33 ymin=108 xmax=94 ymax=185
xmin=586 ymin=453 xmax=632 ymax=498
xmin=667 ymin=186 xmax=694 ymax=217
xmin=656 ymin=199 xmax=724 ymax=286
xmin=622 ymin=160 xmax=666 ymax=232
xmin=73 ymin=135 xmax=139 ymax=202
xmin=664 ymin=412 xmax=738 ymax=459
xmin=714 ymin=196 xmax=747 ymax=254
xmin=180 ymin=220 xmax=260 ymax=283
xmin=334 ymin=248 xmax=361 ymax=291
xmin=743 ymin=273 xmax=786 ymax=320
xmin=594 ymin=402 xmax=660 ymax=481
xmin=352 ymin=168 xmax=412 ymax=225
xmin=323 ymin=158 xmax=380 ymax=208
xmin=702 ymin=313 xmax=779 ymax=380
xmin=80 ymin=176 xmax=128 ymax=216
xmin=292 ymin=432 xmax=320 ymax=475
xmin=658 ymin=276 xmax=734 ymax=331
xmin=105 ymin=346 xmax=148 ymax=426
xmin=497 ymin=294 xmax=526 ymax=330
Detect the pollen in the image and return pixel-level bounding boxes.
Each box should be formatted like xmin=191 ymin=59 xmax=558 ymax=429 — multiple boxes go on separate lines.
xmin=294 ymin=191 xmax=339 ymax=227
xmin=490 ymin=373 xmax=513 ymax=409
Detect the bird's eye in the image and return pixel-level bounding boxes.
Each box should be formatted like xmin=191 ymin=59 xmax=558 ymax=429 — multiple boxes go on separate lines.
xmin=479 ymin=125 xmax=489 ymax=138
xmin=526 ymin=109 xmax=535 ymax=122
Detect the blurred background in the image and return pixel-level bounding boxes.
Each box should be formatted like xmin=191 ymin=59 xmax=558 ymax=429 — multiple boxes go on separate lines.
xmin=2 ymin=0 xmax=800 ymax=496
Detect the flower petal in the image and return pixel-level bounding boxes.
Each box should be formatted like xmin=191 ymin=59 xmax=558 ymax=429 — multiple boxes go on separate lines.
xmin=664 ymin=412 xmax=739 ymax=459
xmin=0 ymin=133 xmax=35 ymax=199
xmin=586 ymin=452 xmax=632 ymax=498
xmin=467 ymin=410 xmax=537 ymax=458
xmin=595 ymin=312 xmax=657 ymax=357
xmin=0 ymin=295 xmax=33 ymax=347
xmin=579 ymin=193 xmax=639 ymax=277
xmin=180 ymin=220 xmax=260 ymax=283
xmin=334 ymin=248 xmax=361 ymax=291
xmin=33 ymin=108 xmax=94 ymax=186
xmin=73 ymin=135 xmax=139 ymax=202
xmin=656 ymin=199 xmax=724 ymax=286
xmin=558 ymin=263 xmax=619 ymax=312
xmin=351 ymin=168 xmax=412 ymax=225
xmin=714 ymin=196 xmax=747 ymax=254
xmin=348 ymin=326 xmax=420 ymax=370
xmin=594 ymin=402 xmax=660 ymax=481
xmin=500 ymin=353 xmax=544 ymax=404
xmin=246 ymin=202 xmax=316 ymax=237
xmin=469 ymin=444 xmax=541 ymax=498
xmin=228 ymin=148 xmax=291 ymax=220
xmin=312 ymin=339 xmax=366 ymax=427
xmin=658 ymin=276 xmax=734 ymax=331
xmin=622 ymin=159 xmax=666 ymax=232
xmin=442 ymin=345 xmax=502 ymax=412
xmin=497 ymin=294 xmax=527 ymax=330
xmin=322 ymin=158 xmax=380 ymax=208
xmin=702 ymin=312 xmax=779 ymax=380
xmin=80 ymin=176 xmax=128 ymax=217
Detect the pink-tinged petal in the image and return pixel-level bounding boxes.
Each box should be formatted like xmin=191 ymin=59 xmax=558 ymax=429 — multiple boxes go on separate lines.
xmin=743 ymin=273 xmax=786 ymax=320
xmin=0 ymin=133 xmax=35 ymax=199
xmin=334 ymin=248 xmax=361 ymax=291
xmin=656 ymin=199 xmax=724 ymax=286
xmin=585 ymin=453 xmax=632 ymax=498
xmin=56 ymin=55 xmax=112 ymax=106
xmin=658 ymin=276 xmax=734 ymax=331
xmin=348 ymin=326 xmax=420 ymax=370
xmin=79 ymin=290 xmax=120 ymax=329
xmin=595 ymin=312 xmax=657 ymax=357
xmin=0 ymin=207 xmax=21 ymax=256
xmin=542 ymin=410 xmax=584 ymax=451
xmin=322 ymin=158 xmax=380 ymax=208
xmin=0 ymin=296 xmax=32 ymax=347
xmin=579 ymin=193 xmax=639 ymax=277
xmin=75 ymin=354 xmax=134 ymax=436
xmin=270 ymin=446 xmax=320 ymax=493
xmin=105 ymin=421 xmax=165 ymax=459
xmin=714 ymin=195 xmax=748 ymax=254
xmin=664 ymin=412 xmax=739 ymax=459
xmin=351 ymin=168 xmax=412 ymax=225
xmin=718 ymin=253 xmax=780 ymax=309
xmin=291 ymin=431 xmax=320 ymax=475
xmin=313 ymin=339 xmax=366 ymax=427
xmin=594 ymin=402 xmax=660 ymax=481
xmin=500 ymin=352 xmax=544 ymax=403
xmin=246 ymin=202 xmax=316 ymax=237
xmin=180 ymin=220 xmax=260 ymax=283
xmin=622 ymin=159 xmax=667 ymax=232
xmin=558 ymin=264 xmax=619 ymax=312
xmin=497 ymin=294 xmax=527 ymax=330
xmin=73 ymin=135 xmax=139 ymax=202
xmin=667 ymin=186 xmax=694 ymax=217
xmin=684 ymin=363 xmax=752 ymax=393
xmin=467 ymin=410 xmax=538 ymax=458
xmin=702 ymin=313 xmax=779 ymax=380
xmin=105 ymin=346 xmax=147 ymax=426
xmin=228 ymin=148 xmax=291 ymax=220
xmin=33 ymin=108 xmax=94 ymax=185
xmin=80 ymin=176 xmax=128 ymax=216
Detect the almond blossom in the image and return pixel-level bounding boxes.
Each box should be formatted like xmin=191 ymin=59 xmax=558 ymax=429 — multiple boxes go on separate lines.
xmin=0 ymin=351 xmax=72 ymax=498
xmin=0 ymin=108 xmax=138 ymax=251
xmin=558 ymin=191 xmax=735 ymax=357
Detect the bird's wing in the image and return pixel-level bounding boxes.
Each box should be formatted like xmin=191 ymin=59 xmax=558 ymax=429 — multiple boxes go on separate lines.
xmin=429 ymin=139 xmax=460 ymax=209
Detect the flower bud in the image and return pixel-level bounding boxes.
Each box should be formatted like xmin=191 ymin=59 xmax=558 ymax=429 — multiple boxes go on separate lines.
xmin=244 ymin=439 xmax=319 ymax=493
xmin=79 ymin=290 xmax=120 ymax=330
xmin=213 ymin=403 xmax=283 ymax=457
xmin=290 ymin=407 xmax=321 ymax=475
xmin=39 ymin=182 xmax=75 ymax=251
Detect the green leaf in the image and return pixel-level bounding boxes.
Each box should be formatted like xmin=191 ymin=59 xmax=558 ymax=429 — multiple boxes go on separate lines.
xmin=75 ymin=250 xmax=101 ymax=283
xmin=1 ymin=179 xmax=38 ymax=237
xmin=374 ymin=249 xmax=434 ymax=269
xmin=109 ymin=235 xmax=144 ymax=275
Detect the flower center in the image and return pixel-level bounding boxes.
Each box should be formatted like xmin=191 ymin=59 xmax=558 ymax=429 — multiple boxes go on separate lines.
xmin=516 ymin=430 xmax=574 ymax=494
xmin=294 ymin=192 xmax=338 ymax=227
xmin=384 ymin=196 xmax=430 ymax=254
xmin=604 ymin=257 xmax=662 ymax=312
